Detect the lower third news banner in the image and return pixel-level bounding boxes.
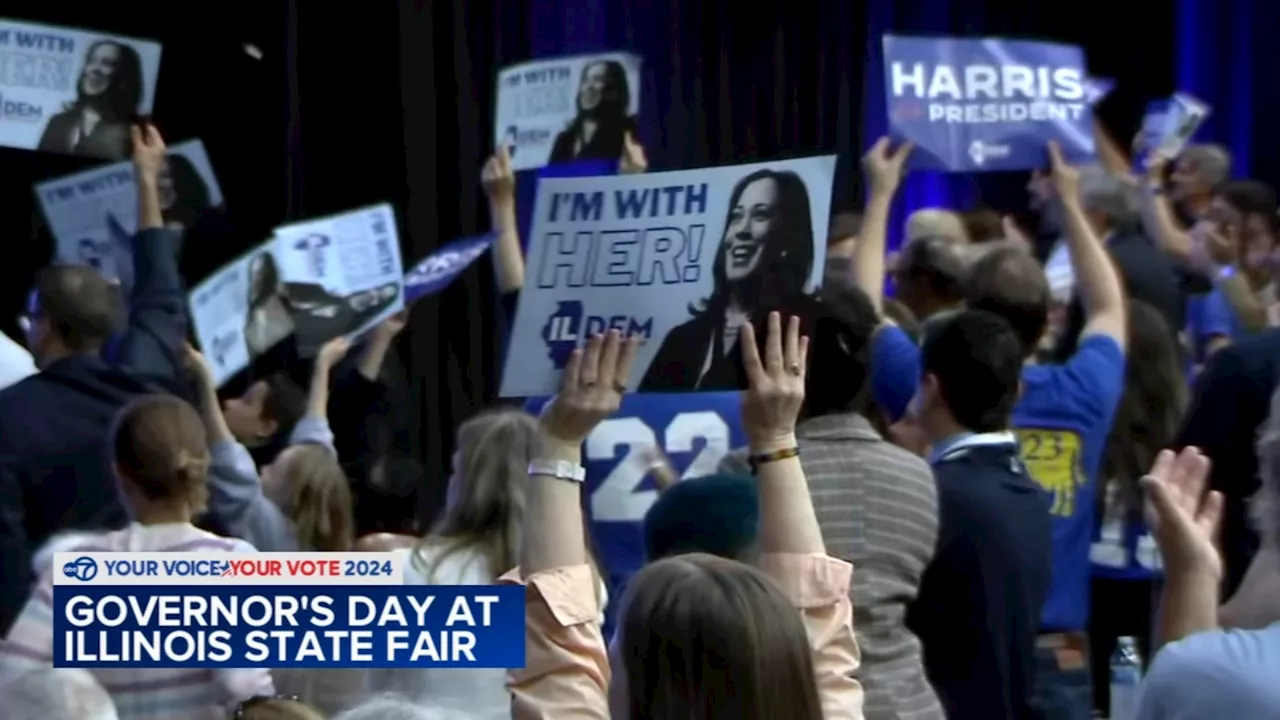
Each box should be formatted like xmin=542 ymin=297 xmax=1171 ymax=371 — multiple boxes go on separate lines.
xmin=51 ymin=552 xmax=525 ymax=669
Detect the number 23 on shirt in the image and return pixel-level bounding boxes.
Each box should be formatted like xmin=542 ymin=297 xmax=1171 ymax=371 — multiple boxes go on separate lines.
xmin=1015 ymin=428 xmax=1085 ymax=517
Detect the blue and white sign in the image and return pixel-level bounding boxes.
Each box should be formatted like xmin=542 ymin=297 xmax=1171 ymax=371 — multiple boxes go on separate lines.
xmin=0 ymin=19 xmax=162 ymax=158
xmin=273 ymin=203 xmax=405 ymax=355
xmin=499 ymin=156 xmax=835 ymax=397
xmin=36 ymin=139 xmax=223 ymax=293
xmin=1154 ymin=92 xmax=1211 ymax=161
xmin=1084 ymin=76 xmax=1114 ymax=106
xmin=188 ymin=239 xmax=293 ymax=387
xmin=883 ymin=35 xmax=1094 ymax=172
xmin=403 ymin=233 xmax=496 ymax=305
xmin=524 ymin=392 xmax=746 ymax=630
xmin=495 ymin=52 xmax=642 ymax=172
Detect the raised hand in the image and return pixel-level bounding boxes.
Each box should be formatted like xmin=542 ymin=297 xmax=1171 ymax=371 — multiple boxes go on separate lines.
xmin=316 ymin=336 xmax=353 ymax=370
xmin=739 ymin=312 xmax=808 ymax=450
xmin=1141 ymin=447 xmax=1222 ymax=578
xmin=182 ymin=343 xmax=214 ymax=388
xmin=1047 ymin=140 xmax=1081 ymax=202
xmin=374 ymin=310 xmax=409 ymax=340
xmin=619 ymin=131 xmax=648 ymax=175
xmin=540 ymin=330 xmax=640 ymax=445
xmin=481 ymin=144 xmax=515 ymax=204
xmin=862 ymin=136 xmax=914 ymax=196
xmin=131 ymin=122 xmax=167 ymax=182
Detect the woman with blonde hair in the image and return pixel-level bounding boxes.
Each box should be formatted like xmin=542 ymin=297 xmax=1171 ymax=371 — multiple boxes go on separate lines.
xmin=0 ymin=395 xmax=274 ymax=718
xmin=511 ymin=321 xmax=863 ymax=719
xmin=187 ymin=338 xmax=354 ymax=552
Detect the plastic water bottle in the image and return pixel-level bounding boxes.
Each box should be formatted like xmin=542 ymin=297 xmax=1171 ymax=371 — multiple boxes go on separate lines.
xmin=1110 ymin=636 xmax=1143 ymax=720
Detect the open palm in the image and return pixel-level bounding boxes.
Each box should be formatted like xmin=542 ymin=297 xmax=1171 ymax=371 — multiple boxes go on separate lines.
xmin=1141 ymin=447 xmax=1223 ymax=578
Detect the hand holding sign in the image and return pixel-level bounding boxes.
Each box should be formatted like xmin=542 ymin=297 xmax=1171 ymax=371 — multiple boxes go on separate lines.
xmin=862 ymin=137 xmax=913 ymax=196
xmin=131 ymin=123 xmax=167 ymax=182
xmin=1047 ymin=141 xmax=1081 ymax=202
xmin=182 ymin=343 xmax=215 ymax=391
xmin=619 ymin=132 xmax=648 ymax=175
xmin=482 ymin=145 xmax=516 ymax=205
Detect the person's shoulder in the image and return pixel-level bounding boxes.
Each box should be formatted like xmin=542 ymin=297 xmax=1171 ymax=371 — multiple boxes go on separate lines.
xmin=1140 ymin=625 xmax=1280 ymax=713
xmin=1018 ymin=335 xmax=1124 ymax=420
xmin=869 ymin=437 xmax=933 ymax=478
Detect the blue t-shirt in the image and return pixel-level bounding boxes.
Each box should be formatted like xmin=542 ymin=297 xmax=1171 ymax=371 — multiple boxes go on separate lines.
xmin=1185 ymin=288 xmax=1241 ymax=362
xmin=870 ymin=333 xmax=1126 ymax=631
xmin=870 ymin=324 xmax=920 ymax=423
xmin=1135 ymin=622 xmax=1280 ymax=719
xmin=1090 ymin=510 xmax=1162 ymax=581
xmin=1012 ymin=335 xmax=1125 ymax=630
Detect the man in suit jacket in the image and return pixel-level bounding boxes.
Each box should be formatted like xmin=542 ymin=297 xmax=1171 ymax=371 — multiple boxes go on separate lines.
xmin=0 ymin=124 xmax=186 ymax=634
xmin=1177 ymin=328 xmax=1280 ymax=598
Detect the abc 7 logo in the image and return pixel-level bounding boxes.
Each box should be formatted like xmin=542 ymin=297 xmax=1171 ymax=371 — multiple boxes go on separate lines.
xmin=62 ymin=556 xmax=99 ymax=582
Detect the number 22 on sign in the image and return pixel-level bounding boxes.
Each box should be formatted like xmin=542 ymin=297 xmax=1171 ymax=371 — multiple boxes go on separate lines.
xmin=586 ymin=412 xmax=730 ymax=522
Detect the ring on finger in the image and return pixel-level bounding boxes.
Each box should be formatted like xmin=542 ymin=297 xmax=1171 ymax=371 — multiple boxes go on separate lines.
xmin=788 ymin=363 xmax=801 ymax=376
xmin=611 ymin=380 xmax=627 ymax=394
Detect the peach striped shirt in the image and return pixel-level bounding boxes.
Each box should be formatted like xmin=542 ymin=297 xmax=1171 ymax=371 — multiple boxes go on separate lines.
xmin=503 ymin=553 xmax=864 ymax=719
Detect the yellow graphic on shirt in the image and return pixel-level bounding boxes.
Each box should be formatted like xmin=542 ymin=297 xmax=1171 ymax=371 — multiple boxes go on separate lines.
xmin=1014 ymin=429 xmax=1085 ymax=517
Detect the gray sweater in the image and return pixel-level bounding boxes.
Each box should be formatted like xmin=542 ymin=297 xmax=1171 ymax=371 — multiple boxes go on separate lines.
xmin=208 ymin=415 xmax=336 ymax=552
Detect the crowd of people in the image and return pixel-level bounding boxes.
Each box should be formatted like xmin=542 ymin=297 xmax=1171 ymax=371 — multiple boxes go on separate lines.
xmin=0 ymin=78 xmax=1276 ymax=720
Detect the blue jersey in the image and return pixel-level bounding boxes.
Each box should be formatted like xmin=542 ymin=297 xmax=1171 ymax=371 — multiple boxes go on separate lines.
xmin=1011 ymin=335 xmax=1125 ymax=631
xmin=523 ymin=392 xmax=746 ymax=635
xmin=1186 ymin=288 xmax=1241 ymax=363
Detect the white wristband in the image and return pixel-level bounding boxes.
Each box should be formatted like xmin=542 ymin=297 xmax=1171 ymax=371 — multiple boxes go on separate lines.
xmin=527 ymin=459 xmax=586 ymax=483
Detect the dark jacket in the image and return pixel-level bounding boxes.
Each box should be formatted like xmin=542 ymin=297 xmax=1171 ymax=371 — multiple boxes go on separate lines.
xmin=1177 ymin=329 xmax=1280 ymax=597
xmin=639 ymin=314 xmax=741 ymax=392
xmin=37 ymin=110 xmax=131 ymax=160
xmin=0 ymin=227 xmax=186 ymax=633
xmin=908 ymin=442 xmax=1052 ymax=720
xmin=547 ymin=116 xmax=637 ymax=166
xmin=1055 ymin=231 xmax=1183 ymax=359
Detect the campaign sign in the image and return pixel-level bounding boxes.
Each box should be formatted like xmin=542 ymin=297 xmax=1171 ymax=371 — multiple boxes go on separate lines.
xmin=524 ymin=392 xmax=746 ymax=631
xmin=883 ymin=35 xmax=1094 ymax=172
xmin=1084 ymin=76 xmax=1114 ymax=106
xmin=0 ymin=19 xmax=162 ymax=158
xmin=499 ymin=156 xmax=836 ymax=397
xmin=1154 ymin=92 xmax=1211 ymax=161
xmin=188 ymin=239 xmax=293 ymax=387
xmin=36 ymin=139 xmax=223 ymax=294
xmin=273 ymin=203 xmax=406 ymax=355
xmin=50 ymin=552 xmax=524 ymax=669
xmin=403 ymin=233 xmax=496 ymax=305
xmin=495 ymin=52 xmax=642 ymax=172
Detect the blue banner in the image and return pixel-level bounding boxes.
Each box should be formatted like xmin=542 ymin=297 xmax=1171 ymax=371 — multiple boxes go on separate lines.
xmin=500 ymin=156 xmax=835 ymax=397
xmin=883 ymin=35 xmax=1095 ymax=172
xmin=403 ymin=233 xmax=496 ymax=304
xmin=52 ymin=585 xmax=525 ymax=669
xmin=524 ymin=392 xmax=745 ymax=633
xmin=1085 ymin=76 xmax=1114 ymax=106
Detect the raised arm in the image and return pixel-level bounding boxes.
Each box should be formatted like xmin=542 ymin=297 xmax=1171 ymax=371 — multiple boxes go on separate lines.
xmin=114 ymin=123 xmax=187 ymax=381
xmin=1050 ymin=141 xmax=1127 ymax=349
xmin=507 ymin=330 xmax=638 ymax=720
xmin=483 ymin=146 xmax=524 ymax=295
xmin=850 ymin=138 xmax=912 ymax=314
xmin=741 ymin=314 xmax=863 ymax=720
xmin=1140 ymin=154 xmax=1196 ymax=264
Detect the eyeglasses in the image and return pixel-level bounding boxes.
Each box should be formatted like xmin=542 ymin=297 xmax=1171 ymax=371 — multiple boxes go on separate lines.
xmin=232 ymin=694 xmax=303 ymax=719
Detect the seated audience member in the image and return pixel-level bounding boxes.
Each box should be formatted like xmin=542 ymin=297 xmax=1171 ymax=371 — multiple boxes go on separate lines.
xmin=906 ymin=208 xmax=971 ymax=246
xmin=893 ymin=235 xmax=968 ymax=324
xmin=1053 ymin=165 xmax=1183 ymax=359
xmin=232 ymin=695 xmax=326 ymax=720
xmin=0 ymin=395 xmax=273 ymax=717
xmin=0 ymin=124 xmax=187 ymax=634
xmin=854 ymin=140 xmax=1128 ymax=718
xmin=0 ymin=331 xmax=36 ymax=391
xmin=1177 ymin=327 xmax=1280 ymax=597
xmin=719 ymin=290 xmax=943 ymax=720
xmin=190 ymin=339 xmax=354 ymax=552
xmin=1131 ymin=440 xmax=1280 ymax=718
xmin=644 ymin=473 xmax=759 ymax=562
xmin=0 ymin=668 xmax=118 ymax=720
xmin=1088 ymin=301 xmax=1187 ymax=711
xmin=906 ymin=310 xmax=1052 ymax=720
xmin=510 ymin=324 xmax=863 ymax=719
